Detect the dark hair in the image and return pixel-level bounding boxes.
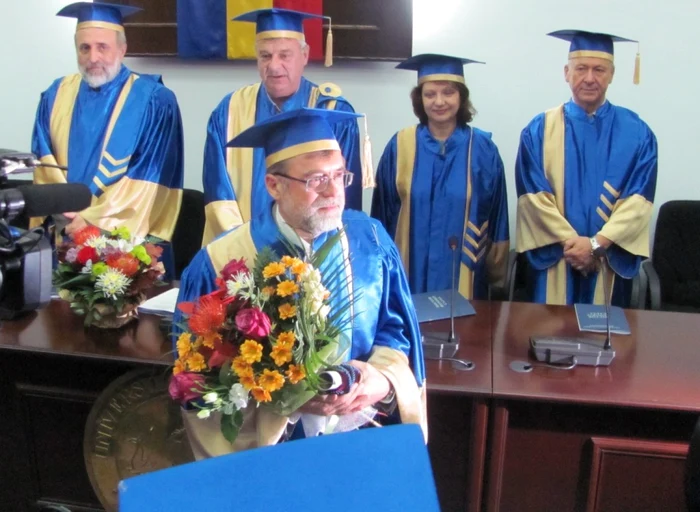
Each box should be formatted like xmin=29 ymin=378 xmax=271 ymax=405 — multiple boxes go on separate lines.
xmin=410 ymin=81 xmax=476 ymax=125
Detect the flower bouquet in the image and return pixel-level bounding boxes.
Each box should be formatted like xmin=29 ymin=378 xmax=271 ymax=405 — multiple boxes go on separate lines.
xmin=53 ymin=226 xmax=165 ymax=328
xmin=169 ymin=233 xmax=353 ymax=443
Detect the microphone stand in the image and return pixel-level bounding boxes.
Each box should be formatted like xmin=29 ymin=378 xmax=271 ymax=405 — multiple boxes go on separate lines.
xmin=422 ymin=236 xmax=464 ymax=362
xmin=529 ymin=249 xmax=616 ymax=367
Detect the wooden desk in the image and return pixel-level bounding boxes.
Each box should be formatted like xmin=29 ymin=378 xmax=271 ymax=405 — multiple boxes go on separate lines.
xmin=0 ymin=301 xmax=172 ymax=512
xmin=486 ymin=302 xmax=700 ymax=512
xmin=423 ymin=300 xmax=493 ymax=512
xmin=0 ymin=300 xmax=494 ymax=512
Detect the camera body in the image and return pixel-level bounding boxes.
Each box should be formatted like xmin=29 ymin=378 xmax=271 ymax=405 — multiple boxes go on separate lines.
xmin=0 ymin=228 xmax=52 ymax=320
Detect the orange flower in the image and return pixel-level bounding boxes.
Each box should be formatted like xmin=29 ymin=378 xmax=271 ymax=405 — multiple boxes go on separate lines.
xmin=290 ymin=260 xmax=307 ymax=276
xmin=251 ymin=387 xmax=272 ymax=403
xmin=173 ymin=359 xmax=186 ymax=375
xmin=277 ymin=331 xmax=296 ymax=348
xmin=259 ymin=369 xmax=285 ymax=392
xmin=278 ymin=303 xmax=297 ymax=320
xmin=280 ymin=255 xmax=296 ymax=267
xmin=188 ymin=295 xmax=226 ymax=336
xmin=286 ymin=364 xmax=306 ymax=384
xmin=262 ymin=262 xmax=286 ymax=279
xmin=201 ymin=332 xmax=222 ymax=349
xmin=270 ymin=344 xmax=293 ymax=366
xmin=238 ymin=371 xmax=256 ymax=390
xmin=240 ymin=340 xmax=263 ymax=363
xmin=186 ymin=352 xmax=206 ymax=372
xmin=276 ymin=280 xmax=299 ymax=297
xmin=262 ymin=286 xmax=275 ymax=298
xmin=176 ymin=332 xmax=193 ymax=358
xmin=72 ymin=225 xmax=102 ymax=246
xmin=231 ymin=356 xmax=253 ymax=376
xmin=105 ymin=253 xmax=140 ymax=277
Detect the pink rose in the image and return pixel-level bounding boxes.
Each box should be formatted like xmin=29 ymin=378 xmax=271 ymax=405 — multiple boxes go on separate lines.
xmin=168 ymin=372 xmax=205 ymax=404
xmin=221 ymin=257 xmax=249 ymax=282
xmin=235 ymin=308 xmax=271 ymax=339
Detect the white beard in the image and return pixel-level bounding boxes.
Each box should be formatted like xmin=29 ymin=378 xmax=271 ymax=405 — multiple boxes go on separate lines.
xmin=79 ymin=60 xmax=121 ymax=88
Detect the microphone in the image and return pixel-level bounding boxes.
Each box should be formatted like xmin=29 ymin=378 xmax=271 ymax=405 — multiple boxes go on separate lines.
xmin=421 ymin=235 xmax=461 ymax=360
xmin=529 ymin=246 xmax=616 ymax=367
xmin=318 ymin=364 xmax=360 ymax=395
xmin=0 ymin=149 xmax=67 ymax=177
xmin=0 ymin=183 xmax=92 ymax=221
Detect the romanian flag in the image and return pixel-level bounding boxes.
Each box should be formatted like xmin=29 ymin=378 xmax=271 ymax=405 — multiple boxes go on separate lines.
xmin=177 ymin=0 xmax=323 ymax=61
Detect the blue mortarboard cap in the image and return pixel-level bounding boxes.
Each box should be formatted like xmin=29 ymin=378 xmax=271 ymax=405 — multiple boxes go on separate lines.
xmin=227 ymin=108 xmax=362 ymax=167
xmin=548 ymin=30 xmax=637 ymax=61
xmin=118 ymin=425 xmax=440 ymax=512
xmin=232 ymin=8 xmax=324 ymax=42
xmin=56 ymin=2 xmax=141 ymax=32
xmin=396 ymin=53 xmax=484 ymax=85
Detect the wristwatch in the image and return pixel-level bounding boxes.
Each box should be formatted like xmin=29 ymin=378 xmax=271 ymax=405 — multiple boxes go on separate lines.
xmin=589 ymin=237 xmax=602 ymax=256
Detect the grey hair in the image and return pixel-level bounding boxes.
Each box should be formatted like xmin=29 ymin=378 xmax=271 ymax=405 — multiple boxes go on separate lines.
xmin=255 ymin=36 xmax=308 ymax=53
xmin=117 ymin=30 xmax=127 ymax=47
xmin=74 ymin=28 xmax=127 ymax=47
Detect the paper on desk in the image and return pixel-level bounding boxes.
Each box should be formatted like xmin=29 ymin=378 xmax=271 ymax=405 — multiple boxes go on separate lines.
xmin=138 ymin=288 xmax=180 ymax=317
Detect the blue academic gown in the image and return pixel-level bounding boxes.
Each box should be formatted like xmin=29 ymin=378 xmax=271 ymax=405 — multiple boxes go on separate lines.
xmin=371 ymin=124 xmax=510 ymax=299
xmin=31 ymin=64 xmax=184 ymax=275
xmin=202 ymin=77 xmax=362 ymax=243
xmin=176 ymin=207 xmax=425 ymax=387
xmin=515 ymin=100 xmax=658 ymax=306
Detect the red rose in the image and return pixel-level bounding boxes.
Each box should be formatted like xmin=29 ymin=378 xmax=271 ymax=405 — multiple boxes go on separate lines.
xmin=221 ymin=257 xmax=249 ymax=282
xmin=76 ymin=246 xmax=99 ymax=266
xmin=168 ymin=372 xmax=205 ymax=404
xmin=235 ymin=307 xmax=271 ymax=339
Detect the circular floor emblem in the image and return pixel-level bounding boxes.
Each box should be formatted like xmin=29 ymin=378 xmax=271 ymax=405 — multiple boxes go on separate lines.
xmin=84 ymin=368 xmax=195 ymax=511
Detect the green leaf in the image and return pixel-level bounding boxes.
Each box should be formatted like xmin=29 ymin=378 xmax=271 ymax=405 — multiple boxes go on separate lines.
xmin=310 ymin=229 xmax=345 ymax=267
xmin=220 ymin=410 xmax=243 ymax=444
xmin=219 ymin=363 xmax=235 ymax=388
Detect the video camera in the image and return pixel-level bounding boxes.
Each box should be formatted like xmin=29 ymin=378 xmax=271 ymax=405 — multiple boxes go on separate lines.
xmin=0 ymin=149 xmax=91 ymax=320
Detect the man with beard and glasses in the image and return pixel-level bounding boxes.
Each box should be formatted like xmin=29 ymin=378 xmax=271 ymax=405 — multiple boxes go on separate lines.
xmin=176 ymin=108 xmax=426 ymax=458
xmin=515 ymin=30 xmax=657 ymax=307
xmin=30 ymin=2 xmax=184 ymax=255
xmin=200 ymin=8 xmax=368 ymax=246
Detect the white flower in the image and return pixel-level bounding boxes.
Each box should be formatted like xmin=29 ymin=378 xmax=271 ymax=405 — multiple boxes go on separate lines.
xmin=197 ymin=409 xmax=211 ymax=419
xmin=225 ymin=272 xmax=255 ymax=299
xmin=106 ymin=238 xmax=134 ymax=253
xmin=300 ymin=268 xmax=330 ymax=318
xmin=80 ymin=260 xmax=93 ymax=274
xmin=229 ymin=383 xmax=249 ymax=410
xmin=203 ymin=392 xmax=218 ymax=404
xmin=95 ymin=268 xmax=132 ymax=299
xmin=85 ymin=236 xmax=108 ymax=250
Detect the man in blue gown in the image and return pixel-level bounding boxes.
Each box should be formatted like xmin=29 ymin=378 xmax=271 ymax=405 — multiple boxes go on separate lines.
xmin=177 ymin=108 xmax=426 ymax=457
xmin=31 ymin=2 xmax=184 ymax=244
xmin=371 ymin=54 xmax=509 ymax=299
xmin=201 ymin=8 xmax=366 ymax=245
xmin=515 ymin=30 xmax=657 ymax=306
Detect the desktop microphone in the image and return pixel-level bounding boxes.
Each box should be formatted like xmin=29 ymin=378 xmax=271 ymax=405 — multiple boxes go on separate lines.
xmin=529 ymin=246 xmax=616 ymax=367
xmin=422 ymin=235 xmax=461 ymax=359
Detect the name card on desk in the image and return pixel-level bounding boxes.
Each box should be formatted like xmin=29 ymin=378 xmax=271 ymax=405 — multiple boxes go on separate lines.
xmin=138 ymin=288 xmax=179 ymax=319
xmin=574 ymin=303 xmax=631 ymax=335
xmin=411 ymin=290 xmax=476 ymax=323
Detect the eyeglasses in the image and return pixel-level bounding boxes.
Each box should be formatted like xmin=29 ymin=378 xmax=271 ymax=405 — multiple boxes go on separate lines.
xmin=272 ymin=170 xmax=354 ymax=192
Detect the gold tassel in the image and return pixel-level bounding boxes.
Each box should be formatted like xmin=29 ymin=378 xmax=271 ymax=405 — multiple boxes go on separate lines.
xmin=633 ymin=45 xmax=640 ymax=85
xmin=362 ymin=115 xmax=375 ymax=189
xmin=325 ymin=21 xmax=333 ymax=67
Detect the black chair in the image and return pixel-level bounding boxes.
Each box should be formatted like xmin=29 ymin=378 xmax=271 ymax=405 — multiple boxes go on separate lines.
xmin=642 ymin=201 xmax=700 ymax=312
xmin=171 ymin=188 xmax=205 ymax=279
xmin=687 ymin=417 xmax=700 ymax=512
